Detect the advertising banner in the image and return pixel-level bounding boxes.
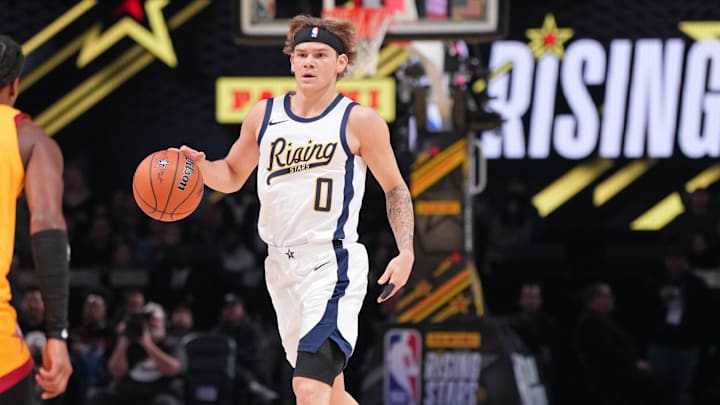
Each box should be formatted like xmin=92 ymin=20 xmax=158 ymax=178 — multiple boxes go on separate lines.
xmin=383 ymin=321 xmax=548 ymax=405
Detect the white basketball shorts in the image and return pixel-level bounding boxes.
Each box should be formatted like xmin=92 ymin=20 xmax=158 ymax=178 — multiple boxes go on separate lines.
xmin=264 ymin=240 xmax=369 ymax=368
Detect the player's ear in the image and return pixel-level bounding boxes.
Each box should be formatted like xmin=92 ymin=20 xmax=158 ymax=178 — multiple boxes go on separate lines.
xmin=8 ymin=78 xmax=19 ymax=102
xmin=336 ymin=53 xmax=348 ymax=74
xmin=290 ymin=54 xmax=295 ymax=72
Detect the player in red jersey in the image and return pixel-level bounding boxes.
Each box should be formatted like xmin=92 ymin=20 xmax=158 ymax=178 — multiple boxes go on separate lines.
xmin=0 ymin=34 xmax=72 ymax=404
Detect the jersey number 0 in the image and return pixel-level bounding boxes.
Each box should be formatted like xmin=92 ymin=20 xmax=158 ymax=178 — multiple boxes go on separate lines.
xmin=314 ymin=178 xmax=333 ymax=212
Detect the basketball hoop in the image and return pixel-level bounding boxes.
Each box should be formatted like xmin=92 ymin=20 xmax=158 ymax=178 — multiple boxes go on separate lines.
xmin=322 ymin=7 xmax=393 ymax=78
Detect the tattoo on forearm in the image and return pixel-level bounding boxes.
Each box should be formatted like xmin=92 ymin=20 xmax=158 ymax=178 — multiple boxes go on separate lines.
xmin=387 ymin=185 xmax=414 ymax=252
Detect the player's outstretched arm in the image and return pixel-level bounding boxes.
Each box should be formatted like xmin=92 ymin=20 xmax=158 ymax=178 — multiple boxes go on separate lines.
xmin=349 ymin=106 xmax=415 ymax=303
xmin=18 ymin=118 xmax=73 ymax=399
xmin=179 ymin=100 xmax=266 ymax=193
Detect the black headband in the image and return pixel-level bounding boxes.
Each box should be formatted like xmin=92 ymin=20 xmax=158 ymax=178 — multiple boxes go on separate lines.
xmin=293 ymin=26 xmax=344 ymax=55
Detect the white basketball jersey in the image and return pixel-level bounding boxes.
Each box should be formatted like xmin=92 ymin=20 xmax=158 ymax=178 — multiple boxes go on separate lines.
xmin=256 ymin=93 xmax=367 ymax=247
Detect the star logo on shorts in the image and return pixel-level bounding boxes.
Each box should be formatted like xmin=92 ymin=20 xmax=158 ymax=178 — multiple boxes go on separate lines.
xmin=285 ymin=249 xmax=295 ymax=259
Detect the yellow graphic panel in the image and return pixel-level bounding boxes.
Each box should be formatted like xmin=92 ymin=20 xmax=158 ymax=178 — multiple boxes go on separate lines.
xmin=533 ymin=159 xmax=614 ymax=217
xmin=426 ymin=331 xmax=481 ymax=349
xmin=593 ymin=159 xmax=655 ymax=206
xmin=216 ymin=77 xmax=396 ymax=122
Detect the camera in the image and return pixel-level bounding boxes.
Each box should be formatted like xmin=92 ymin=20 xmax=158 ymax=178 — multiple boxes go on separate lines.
xmin=124 ymin=311 xmax=151 ymax=340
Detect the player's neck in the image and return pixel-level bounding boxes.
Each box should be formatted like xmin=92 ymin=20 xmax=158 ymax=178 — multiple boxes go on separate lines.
xmin=0 ymin=90 xmax=11 ymax=105
xmin=0 ymin=80 xmax=19 ymax=105
xmin=290 ymin=87 xmax=339 ymax=118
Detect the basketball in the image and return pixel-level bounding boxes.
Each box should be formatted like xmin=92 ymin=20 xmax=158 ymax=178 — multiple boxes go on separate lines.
xmin=132 ymin=149 xmax=204 ymax=222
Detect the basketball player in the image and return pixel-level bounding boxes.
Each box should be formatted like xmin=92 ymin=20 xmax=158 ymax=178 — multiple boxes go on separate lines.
xmin=179 ymin=15 xmax=414 ymax=405
xmin=0 ymin=35 xmax=72 ymax=403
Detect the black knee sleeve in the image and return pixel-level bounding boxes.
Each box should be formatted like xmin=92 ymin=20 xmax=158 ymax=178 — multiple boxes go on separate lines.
xmin=294 ymin=339 xmax=346 ymax=386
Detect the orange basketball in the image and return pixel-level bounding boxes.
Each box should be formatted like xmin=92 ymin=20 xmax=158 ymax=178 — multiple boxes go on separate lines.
xmin=132 ymin=149 xmax=204 ymax=222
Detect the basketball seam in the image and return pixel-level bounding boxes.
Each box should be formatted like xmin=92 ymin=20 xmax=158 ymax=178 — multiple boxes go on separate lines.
xmin=168 ymin=164 xmax=203 ymax=220
xmin=147 ymin=151 xmax=159 ymax=209
xmin=159 ymin=149 xmax=181 ymax=221
xmin=133 ymin=182 xmax=159 ymax=215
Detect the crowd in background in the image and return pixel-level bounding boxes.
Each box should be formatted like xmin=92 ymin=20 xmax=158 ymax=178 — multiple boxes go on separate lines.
xmin=8 ymin=164 xmax=720 ymax=405
xmin=476 ymin=180 xmax=720 ymax=405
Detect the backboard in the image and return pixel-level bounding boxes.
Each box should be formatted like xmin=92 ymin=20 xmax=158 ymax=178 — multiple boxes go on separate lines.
xmin=234 ymin=0 xmax=507 ymax=45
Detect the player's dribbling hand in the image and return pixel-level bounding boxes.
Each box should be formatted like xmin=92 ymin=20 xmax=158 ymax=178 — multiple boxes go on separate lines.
xmin=172 ymin=145 xmax=206 ymax=164
xmin=377 ymin=251 xmax=414 ymax=303
xmin=36 ymin=338 xmax=73 ymax=399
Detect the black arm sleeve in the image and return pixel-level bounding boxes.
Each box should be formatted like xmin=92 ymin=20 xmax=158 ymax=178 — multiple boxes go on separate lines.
xmin=30 ymin=229 xmax=70 ymax=338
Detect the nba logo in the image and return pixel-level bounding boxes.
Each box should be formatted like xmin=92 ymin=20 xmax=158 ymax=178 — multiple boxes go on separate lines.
xmin=311 ymin=27 xmax=319 ymax=38
xmin=384 ymin=329 xmax=422 ymax=405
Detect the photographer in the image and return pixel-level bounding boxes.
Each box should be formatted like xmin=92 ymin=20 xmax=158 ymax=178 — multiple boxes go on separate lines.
xmin=100 ymin=302 xmax=182 ymax=405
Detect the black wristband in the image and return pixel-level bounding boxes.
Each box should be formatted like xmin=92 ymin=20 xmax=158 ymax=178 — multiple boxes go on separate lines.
xmin=30 ymin=229 xmax=70 ymax=338
xmin=47 ymin=328 xmax=69 ymax=341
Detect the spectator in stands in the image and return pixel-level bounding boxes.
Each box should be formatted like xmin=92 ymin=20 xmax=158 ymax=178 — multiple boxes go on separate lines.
xmin=99 ymin=302 xmax=182 ymax=405
xmin=135 ymin=220 xmax=166 ymax=267
xmin=214 ymin=293 xmax=277 ymax=404
xmin=646 ymin=247 xmax=709 ymax=405
xmin=18 ymin=285 xmax=45 ymax=333
xmin=70 ymin=293 xmax=115 ymax=388
xmin=149 ymin=223 xmax=192 ymax=309
xmin=482 ymin=180 xmax=542 ymax=271
xmin=191 ymin=198 xmax=226 ymax=246
xmin=214 ymin=294 xmax=261 ymax=370
xmin=218 ymin=227 xmax=266 ymax=320
xmin=113 ymin=288 xmax=145 ymax=327
xmin=666 ymin=188 xmax=719 ymax=244
xmin=18 ymin=286 xmax=46 ymax=367
xmin=220 ymin=228 xmax=257 ymax=274
xmin=491 ymin=181 xmax=539 ymax=245
xmin=125 ymin=288 xmax=146 ymax=313
xmin=686 ymin=232 xmax=719 ymax=270
xmin=510 ymin=281 xmax=559 ymax=400
xmin=514 ymin=282 xmax=557 ymax=350
xmin=111 ymin=240 xmax=138 ymax=269
xmin=55 ymin=292 xmax=114 ymax=405
xmin=166 ymin=303 xmax=194 ymax=347
xmin=574 ymin=282 xmax=669 ymax=405
xmin=74 ymin=213 xmax=115 ymax=268
xmin=107 ymin=189 xmax=144 ymax=243
xmin=62 ymin=165 xmax=96 ymax=245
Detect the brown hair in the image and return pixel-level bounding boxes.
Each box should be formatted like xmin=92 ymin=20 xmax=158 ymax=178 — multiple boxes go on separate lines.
xmin=283 ymin=15 xmax=357 ymax=76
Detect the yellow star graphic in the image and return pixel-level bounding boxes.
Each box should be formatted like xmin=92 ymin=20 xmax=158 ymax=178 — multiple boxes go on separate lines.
xmin=678 ymin=21 xmax=720 ymax=40
xmin=526 ymin=14 xmax=574 ymax=59
xmin=77 ymin=0 xmax=176 ymax=68
xmin=450 ymin=294 xmax=471 ymax=314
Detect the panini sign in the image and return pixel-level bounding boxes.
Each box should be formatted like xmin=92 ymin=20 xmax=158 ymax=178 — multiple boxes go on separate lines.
xmin=216 ymin=77 xmax=396 ymax=122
